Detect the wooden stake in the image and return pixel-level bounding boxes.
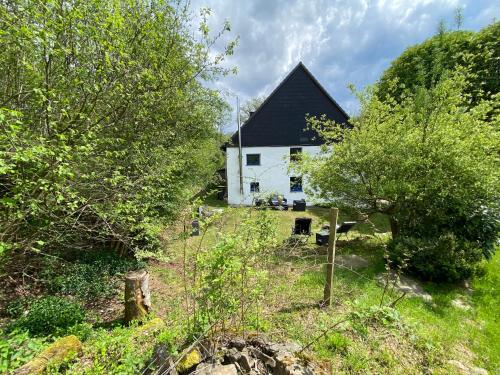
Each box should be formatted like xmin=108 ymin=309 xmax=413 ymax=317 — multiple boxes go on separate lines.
xmin=323 ymin=207 xmax=339 ymax=307
xmin=124 ymin=270 xmax=151 ymax=324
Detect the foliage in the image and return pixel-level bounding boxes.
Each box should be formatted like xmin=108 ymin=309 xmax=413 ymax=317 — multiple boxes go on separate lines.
xmin=0 ymin=0 xmax=236 ymax=256
xmin=42 ymin=251 xmax=145 ymax=301
xmin=388 ymin=233 xmax=486 ymax=282
xmin=13 ymin=296 xmax=85 ymax=337
xmin=378 ymin=21 xmax=500 ymax=105
xmin=188 ymin=208 xmax=277 ymax=334
xmin=298 ymin=72 xmax=499 ymax=281
xmin=0 ymin=329 xmax=47 ymax=373
xmin=239 ymin=95 xmax=266 ymax=123
xmin=67 ymin=320 xmax=162 ymax=374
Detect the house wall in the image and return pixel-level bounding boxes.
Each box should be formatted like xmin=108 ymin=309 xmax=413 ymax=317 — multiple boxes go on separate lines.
xmin=226 ymin=145 xmax=322 ymax=206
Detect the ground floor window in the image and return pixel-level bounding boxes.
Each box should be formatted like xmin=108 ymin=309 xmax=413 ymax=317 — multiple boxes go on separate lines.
xmin=290 ymin=176 xmax=302 ymax=192
xmin=246 ymin=154 xmax=260 ymax=166
xmin=250 ymin=182 xmax=260 ymax=192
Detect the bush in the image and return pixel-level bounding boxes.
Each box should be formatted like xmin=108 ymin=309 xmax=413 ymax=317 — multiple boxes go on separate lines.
xmin=14 ymin=296 xmax=85 ymax=336
xmin=0 ymin=329 xmax=47 ymax=373
xmin=41 ymin=252 xmax=146 ymax=301
xmin=388 ymin=233 xmax=485 ymax=282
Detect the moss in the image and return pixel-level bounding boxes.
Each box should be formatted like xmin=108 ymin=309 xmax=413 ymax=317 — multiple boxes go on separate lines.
xmin=176 ymin=348 xmax=202 ymax=373
xmin=15 ymin=335 xmax=82 ymax=375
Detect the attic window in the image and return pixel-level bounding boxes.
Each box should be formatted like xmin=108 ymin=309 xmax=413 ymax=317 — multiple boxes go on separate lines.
xmin=290 ymin=147 xmax=302 ymax=162
xmin=246 ymin=154 xmax=260 ymax=166
xmin=299 ymin=136 xmax=309 ymax=143
xmin=250 ymin=182 xmax=260 ymax=193
xmin=290 ymin=177 xmax=303 ymax=192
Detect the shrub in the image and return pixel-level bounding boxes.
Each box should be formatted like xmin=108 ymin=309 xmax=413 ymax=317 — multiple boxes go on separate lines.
xmin=42 ymin=252 xmax=146 ymax=301
xmin=14 ymin=296 xmax=85 ymax=336
xmin=388 ymin=233 xmax=485 ymax=282
xmin=0 ymin=329 xmax=47 ymax=373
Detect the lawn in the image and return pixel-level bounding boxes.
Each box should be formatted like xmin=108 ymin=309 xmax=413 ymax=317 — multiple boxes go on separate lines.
xmin=148 ymin=200 xmax=499 ymax=374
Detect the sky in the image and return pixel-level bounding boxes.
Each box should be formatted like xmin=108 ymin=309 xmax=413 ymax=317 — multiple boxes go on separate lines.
xmin=189 ymin=0 xmax=499 ymax=131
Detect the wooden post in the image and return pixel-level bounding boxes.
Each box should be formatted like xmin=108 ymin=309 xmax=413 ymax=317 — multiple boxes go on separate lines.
xmin=323 ymin=208 xmax=339 ymax=307
xmin=124 ymin=270 xmax=151 ymax=324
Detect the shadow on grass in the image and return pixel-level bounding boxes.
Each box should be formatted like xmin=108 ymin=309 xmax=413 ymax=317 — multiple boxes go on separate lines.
xmin=278 ymin=301 xmax=323 ymax=314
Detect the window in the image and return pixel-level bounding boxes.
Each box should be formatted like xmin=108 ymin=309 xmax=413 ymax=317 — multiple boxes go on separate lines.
xmin=250 ymin=182 xmax=260 ymax=193
xmin=290 ymin=147 xmax=302 ymax=162
xmin=246 ymin=154 xmax=260 ymax=166
xmin=290 ymin=176 xmax=303 ymax=192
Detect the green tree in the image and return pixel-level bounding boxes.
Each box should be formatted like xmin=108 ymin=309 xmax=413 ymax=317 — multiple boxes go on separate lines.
xmin=0 ymin=0 xmax=236 ymax=255
xmin=239 ymin=95 xmax=265 ymax=123
xmin=378 ymin=21 xmax=499 ymax=106
xmin=298 ymin=72 xmax=499 ymax=281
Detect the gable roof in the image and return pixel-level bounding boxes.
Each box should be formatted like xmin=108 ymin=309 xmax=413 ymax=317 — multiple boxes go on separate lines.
xmin=228 ymin=62 xmax=349 ymax=147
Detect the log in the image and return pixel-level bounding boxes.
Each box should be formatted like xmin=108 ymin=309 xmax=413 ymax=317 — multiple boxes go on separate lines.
xmin=124 ymin=269 xmax=151 ymax=324
xmin=14 ymin=335 xmax=82 ymax=375
xmin=323 ymin=208 xmax=339 ymax=307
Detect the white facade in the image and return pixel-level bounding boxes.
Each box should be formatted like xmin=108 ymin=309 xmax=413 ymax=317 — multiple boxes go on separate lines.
xmin=226 ymin=146 xmax=321 ymax=206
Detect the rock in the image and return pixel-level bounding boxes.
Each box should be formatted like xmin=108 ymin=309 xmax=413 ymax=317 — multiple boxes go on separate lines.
xmin=448 ymin=360 xmax=469 ymax=373
xmin=376 ymin=271 xmax=432 ymax=301
xmin=471 ymin=367 xmax=488 ymax=375
xmin=229 ymin=337 xmax=246 ymax=351
xmin=451 ymin=298 xmax=471 ymax=310
xmin=176 ymin=348 xmax=202 ymax=373
xmin=447 ymin=360 xmax=488 ymax=375
xmin=250 ymin=347 xmax=276 ymax=367
xmin=225 ymin=347 xmax=241 ymax=364
xmin=268 ymin=342 xmax=301 ymax=355
xmin=335 ymin=254 xmax=369 ymax=269
xmin=274 ymin=351 xmax=315 ymax=375
xmin=196 ymin=363 xmax=238 ymax=375
xmin=237 ymin=350 xmax=255 ymax=372
xmin=14 ymin=335 xmax=82 ymax=375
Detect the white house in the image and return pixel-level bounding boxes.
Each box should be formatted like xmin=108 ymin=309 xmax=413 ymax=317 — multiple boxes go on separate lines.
xmin=224 ymin=62 xmax=349 ymax=206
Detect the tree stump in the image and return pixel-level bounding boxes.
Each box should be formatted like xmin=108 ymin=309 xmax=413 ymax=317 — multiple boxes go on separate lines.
xmin=124 ymin=269 xmax=151 ymax=324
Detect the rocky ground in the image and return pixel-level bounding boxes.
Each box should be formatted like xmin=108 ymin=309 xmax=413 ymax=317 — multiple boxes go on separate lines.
xmin=145 ymin=336 xmax=329 ymax=375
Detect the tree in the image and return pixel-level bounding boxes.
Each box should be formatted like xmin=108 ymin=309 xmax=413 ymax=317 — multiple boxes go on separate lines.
xmin=378 ymin=21 xmax=499 ymax=106
xmin=239 ymin=95 xmax=265 ymax=123
xmin=298 ymin=72 xmax=499 ymax=281
xmin=0 ymin=0 xmax=236 ymax=256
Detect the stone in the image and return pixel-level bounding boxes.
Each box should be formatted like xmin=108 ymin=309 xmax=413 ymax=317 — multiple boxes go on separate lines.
xmin=274 ymin=352 xmax=315 ymax=375
xmin=376 ymin=271 xmax=432 ymax=301
xmin=14 ymin=335 xmax=82 ymax=375
xmin=451 ymin=298 xmax=471 ymax=310
xmin=448 ymin=360 xmax=469 ymax=373
xmin=250 ymin=347 xmax=276 ymax=367
xmin=229 ymin=337 xmax=246 ymax=351
xmin=176 ymin=348 xmax=202 ymax=373
xmin=447 ymin=360 xmax=488 ymax=375
xmin=195 ymin=363 xmax=238 ymax=375
xmin=225 ymin=347 xmax=241 ymax=364
xmin=471 ymin=367 xmax=488 ymax=375
xmin=335 ymin=254 xmax=369 ymax=269
xmin=237 ymin=350 xmax=255 ymax=372
xmin=268 ymin=342 xmax=301 ymax=355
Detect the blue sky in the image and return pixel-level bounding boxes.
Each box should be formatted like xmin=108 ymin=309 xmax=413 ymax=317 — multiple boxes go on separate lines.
xmin=190 ymin=0 xmax=499 ymax=131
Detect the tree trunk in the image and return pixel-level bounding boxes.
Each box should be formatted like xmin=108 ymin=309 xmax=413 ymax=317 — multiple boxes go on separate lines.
xmin=389 ymin=217 xmax=399 ymax=239
xmin=124 ymin=269 xmax=151 ymax=324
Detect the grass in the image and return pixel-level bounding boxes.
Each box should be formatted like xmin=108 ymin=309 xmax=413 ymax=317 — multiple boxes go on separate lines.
xmin=4 ymin=199 xmax=496 ymax=374
xmin=149 ymin=199 xmax=499 ymax=374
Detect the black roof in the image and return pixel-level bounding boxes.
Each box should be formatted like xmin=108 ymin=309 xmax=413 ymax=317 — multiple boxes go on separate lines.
xmin=228 ymin=62 xmax=349 ymax=147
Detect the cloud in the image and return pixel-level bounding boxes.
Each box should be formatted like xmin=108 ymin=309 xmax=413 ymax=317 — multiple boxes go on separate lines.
xmin=190 ymin=0 xmax=498 ymax=130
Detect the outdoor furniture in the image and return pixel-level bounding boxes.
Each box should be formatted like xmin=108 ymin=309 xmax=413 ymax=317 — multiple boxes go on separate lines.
xmin=255 ymin=195 xmax=289 ymax=210
xmin=292 ymin=217 xmax=312 ymax=235
xmin=315 ymin=221 xmax=357 ymax=245
xmin=292 ymin=199 xmax=306 ymax=211
xmin=191 ymin=220 xmax=200 ymax=236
